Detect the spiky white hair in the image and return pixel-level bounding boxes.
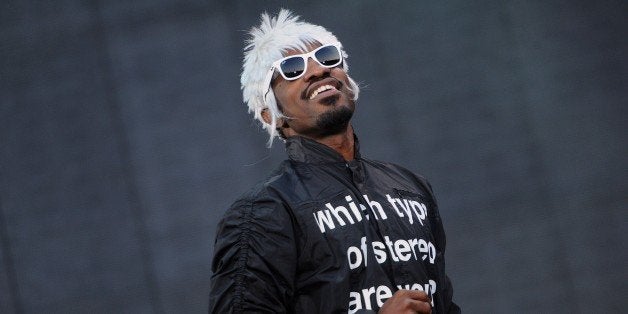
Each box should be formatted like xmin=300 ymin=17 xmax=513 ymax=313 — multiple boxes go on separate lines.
xmin=241 ymin=9 xmax=360 ymax=146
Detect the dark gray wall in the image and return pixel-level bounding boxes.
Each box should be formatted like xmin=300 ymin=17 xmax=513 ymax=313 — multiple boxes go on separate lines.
xmin=1 ymin=1 xmax=626 ymax=313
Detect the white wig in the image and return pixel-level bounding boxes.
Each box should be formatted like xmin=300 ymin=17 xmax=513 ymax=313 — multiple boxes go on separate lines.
xmin=241 ymin=9 xmax=360 ymax=146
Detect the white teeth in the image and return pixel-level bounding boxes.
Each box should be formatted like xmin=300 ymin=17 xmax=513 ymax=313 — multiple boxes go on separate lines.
xmin=309 ymin=84 xmax=336 ymax=100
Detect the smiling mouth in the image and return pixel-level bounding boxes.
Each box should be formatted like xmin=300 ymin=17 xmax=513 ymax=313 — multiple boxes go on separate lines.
xmin=308 ymin=84 xmax=338 ymax=100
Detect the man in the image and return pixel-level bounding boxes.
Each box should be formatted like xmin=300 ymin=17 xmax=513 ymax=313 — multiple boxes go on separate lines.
xmin=209 ymin=9 xmax=460 ymax=313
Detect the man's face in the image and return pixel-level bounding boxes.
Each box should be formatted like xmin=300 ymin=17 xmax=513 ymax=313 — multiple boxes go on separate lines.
xmin=270 ymin=42 xmax=356 ymax=140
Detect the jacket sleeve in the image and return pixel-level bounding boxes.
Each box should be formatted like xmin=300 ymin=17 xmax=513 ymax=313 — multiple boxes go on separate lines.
xmin=208 ymin=196 xmax=297 ymax=313
xmin=418 ymin=176 xmax=462 ymax=314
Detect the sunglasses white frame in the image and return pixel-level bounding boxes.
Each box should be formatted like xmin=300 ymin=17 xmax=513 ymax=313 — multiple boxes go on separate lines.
xmin=263 ymin=43 xmax=343 ymax=103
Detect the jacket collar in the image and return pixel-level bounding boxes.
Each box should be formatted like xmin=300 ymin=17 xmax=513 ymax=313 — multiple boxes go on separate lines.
xmin=285 ymin=135 xmax=361 ymax=163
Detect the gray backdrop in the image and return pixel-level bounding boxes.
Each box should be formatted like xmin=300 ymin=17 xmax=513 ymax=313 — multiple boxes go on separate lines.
xmin=1 ymin=0 xmax=626 ymax=313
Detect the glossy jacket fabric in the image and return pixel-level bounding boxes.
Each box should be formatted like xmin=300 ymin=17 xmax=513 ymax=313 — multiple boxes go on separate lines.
xmin=209 ymin=136 xmax=460 ymax=313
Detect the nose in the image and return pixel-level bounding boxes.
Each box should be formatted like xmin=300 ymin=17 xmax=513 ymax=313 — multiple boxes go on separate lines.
xmin=303 ymin=56 xmax=330 ymax=81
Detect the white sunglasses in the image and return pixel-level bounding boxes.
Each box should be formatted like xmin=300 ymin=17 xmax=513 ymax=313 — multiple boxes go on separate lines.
xmin=263 ymin=43 xmax=344 ymax=102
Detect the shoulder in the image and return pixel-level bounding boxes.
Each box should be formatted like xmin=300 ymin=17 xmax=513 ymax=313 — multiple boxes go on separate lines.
xmin=236 ymin=160 xmax=299 ymax=200
xmin=219 ymin=161 xmax=298 ymax=226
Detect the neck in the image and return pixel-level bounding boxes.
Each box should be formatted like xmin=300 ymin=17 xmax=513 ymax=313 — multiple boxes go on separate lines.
xmin=312 ymin=125 xmax=355 ymax=161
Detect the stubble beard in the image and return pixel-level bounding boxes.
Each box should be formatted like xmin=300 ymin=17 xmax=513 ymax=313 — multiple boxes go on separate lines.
xmin=314 ymin=103 xmax=354 ymax=137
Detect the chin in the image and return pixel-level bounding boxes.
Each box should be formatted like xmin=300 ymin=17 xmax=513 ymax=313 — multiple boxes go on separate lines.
xmin=315 ymin=105 xmax=354 ymax=136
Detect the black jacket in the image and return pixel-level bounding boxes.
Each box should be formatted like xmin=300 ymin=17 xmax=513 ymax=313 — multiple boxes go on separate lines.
xmin=210 ymin=136 xmax=460 ymax=313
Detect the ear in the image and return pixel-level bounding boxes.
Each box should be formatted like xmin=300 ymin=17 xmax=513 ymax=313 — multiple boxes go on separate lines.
xmin=262 ymin=108 xmax=288 ymax=128
xmin=261 ymin=108 xmax=273 ymax=125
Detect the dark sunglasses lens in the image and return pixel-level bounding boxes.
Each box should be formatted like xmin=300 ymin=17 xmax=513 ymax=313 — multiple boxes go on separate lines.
xmin=315 ymin=46 xmax=341 ymax=66
xmin=280 ymin=57 xmax=305 ymax=79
